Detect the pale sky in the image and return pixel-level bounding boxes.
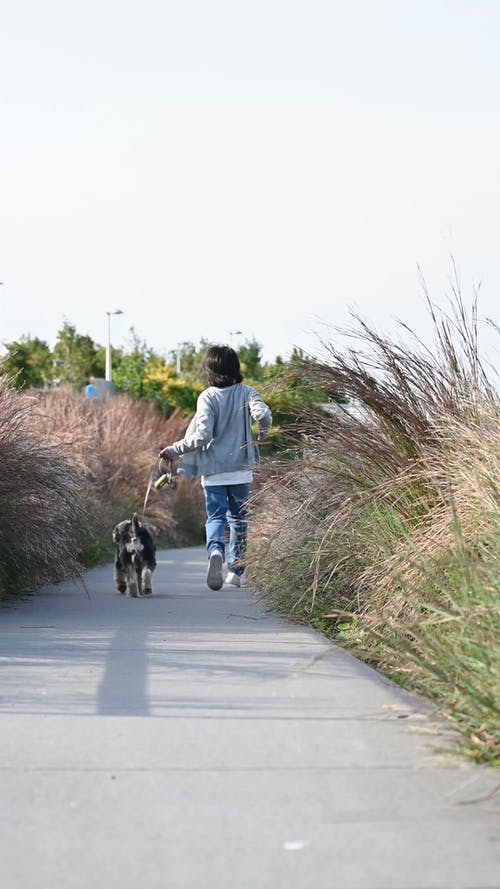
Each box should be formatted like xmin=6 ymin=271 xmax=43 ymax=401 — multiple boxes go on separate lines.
xmin=1 ymin=0 xmax=499 ymax=366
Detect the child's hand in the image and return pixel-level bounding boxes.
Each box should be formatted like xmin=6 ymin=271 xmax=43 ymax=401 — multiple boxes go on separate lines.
xmin=257 ymin=432 xmax=268 ymax=443
xmin=158 ymin=446 xmax=172 ymax=459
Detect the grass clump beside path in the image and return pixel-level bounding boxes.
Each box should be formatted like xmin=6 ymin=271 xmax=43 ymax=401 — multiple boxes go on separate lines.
xmin=247 ymin=293 xmax=500 ymax=764
xmin=0 ymin=382 xmax=205 ymax=602
xmin=0 ymin=380 xmax=93 ymax=599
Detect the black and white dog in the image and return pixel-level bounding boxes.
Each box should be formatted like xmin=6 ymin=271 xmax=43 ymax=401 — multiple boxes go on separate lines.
xmin=112 ymin=513 xmax=157 ymax=597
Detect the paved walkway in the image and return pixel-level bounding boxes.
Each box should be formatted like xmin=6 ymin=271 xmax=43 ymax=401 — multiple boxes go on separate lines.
xmin=1 ymin=547 xmax=498 ymax=889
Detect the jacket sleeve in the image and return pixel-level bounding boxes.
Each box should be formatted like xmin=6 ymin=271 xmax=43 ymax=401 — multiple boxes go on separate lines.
xmin=167 ymin=392 xmax=215 ymax=457
xmin=248 ymin=388 xmax=272 ymax=435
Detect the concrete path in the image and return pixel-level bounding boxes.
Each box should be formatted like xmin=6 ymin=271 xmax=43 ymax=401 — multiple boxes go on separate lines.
xmin=0 ymin=546 xmax=498 ymax=889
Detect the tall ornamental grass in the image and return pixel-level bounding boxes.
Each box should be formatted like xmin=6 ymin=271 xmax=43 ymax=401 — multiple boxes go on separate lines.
xmin=0 ymin=380 xmax=92 ymax=598
xmin=0 ymin=383 xmax=205 ymax=601
xmin=248 ymin=294 xmax=500 ymax=763
xmin=30 ymin=386 xmax=205 ymax=544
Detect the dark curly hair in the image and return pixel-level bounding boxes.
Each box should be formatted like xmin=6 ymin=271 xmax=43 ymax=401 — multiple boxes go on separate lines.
xmin=201 ymin=345 xmax=243 ymax=388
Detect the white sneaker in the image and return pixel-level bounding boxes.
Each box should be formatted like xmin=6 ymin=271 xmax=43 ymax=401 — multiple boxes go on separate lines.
xmin=207 ymin=552 xmax=223 ymax=590
xmin=225 ymin=571 xmax=241 ymax=587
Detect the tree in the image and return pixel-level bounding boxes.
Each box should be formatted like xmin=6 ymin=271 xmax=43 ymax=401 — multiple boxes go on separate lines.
xmin=166 ymin=339 xmax=209 ymax=379
xmin=1 ymin=336 xmax=53 ymax=389
xmin=142 ymin=358 xmax=203 ymax=413
xmin=52 ymin=321 xmax=102 ymax=389
xmin=95 ymin=343 xmax=122 ymax=379
xmin=112 ymin=328 xmax=156 ymax=398
xmin=262 ymin=354 xmax=285 ymax=381
xmin=177 ymin=336 xmax=268 ymax=382
xmin=238 ymin=338 xmax=264 ymax=380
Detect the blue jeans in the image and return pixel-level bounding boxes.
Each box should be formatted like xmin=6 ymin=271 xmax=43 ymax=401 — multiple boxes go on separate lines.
xmin=203 ymin=483 xmax=251 ymax=577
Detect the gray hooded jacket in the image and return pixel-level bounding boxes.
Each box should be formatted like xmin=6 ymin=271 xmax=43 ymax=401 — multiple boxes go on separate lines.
xmin=167 ymin=383 xmax=272 ymax=478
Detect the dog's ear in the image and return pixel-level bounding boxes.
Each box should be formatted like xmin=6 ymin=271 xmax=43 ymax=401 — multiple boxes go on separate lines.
xmin=113 ymin=520 xmax=131 ymax=543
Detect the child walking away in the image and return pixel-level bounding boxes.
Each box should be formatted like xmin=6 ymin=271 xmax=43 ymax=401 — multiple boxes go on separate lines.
xmin=159 ymin=345 xmax=272 ymax=591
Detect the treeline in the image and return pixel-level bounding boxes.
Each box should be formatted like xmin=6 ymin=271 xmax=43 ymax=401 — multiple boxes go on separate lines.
xmin=2 ymin=321 xmax=331 ymax=421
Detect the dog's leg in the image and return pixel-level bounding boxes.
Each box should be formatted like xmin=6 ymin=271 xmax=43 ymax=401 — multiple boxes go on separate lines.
xmin=142 ymin=566 xmax=153 ymax=596
xmin=132 ymin=555 xmax=143 ymax=597
xmin=114 ymin=556 xmax=127 ymax=594
xmin=126 ymin=563 xmax=140 ymax=598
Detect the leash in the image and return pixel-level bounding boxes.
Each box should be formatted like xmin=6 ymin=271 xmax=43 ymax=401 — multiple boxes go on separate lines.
xmin=142 ymin=454 xmax=174 ymax=517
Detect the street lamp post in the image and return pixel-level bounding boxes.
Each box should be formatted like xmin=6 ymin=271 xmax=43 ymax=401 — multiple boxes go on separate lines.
xmin=105 ymin=310 xmax=123 ymax=382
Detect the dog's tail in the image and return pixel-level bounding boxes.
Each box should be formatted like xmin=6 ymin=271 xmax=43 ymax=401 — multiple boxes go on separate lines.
xmin=127 ymin=512 xmax=144 ymax=555
xmin=131 ymin=512 xmax=141 ymax=537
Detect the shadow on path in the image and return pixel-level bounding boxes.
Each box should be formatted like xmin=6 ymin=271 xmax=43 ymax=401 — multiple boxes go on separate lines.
xmin=96 ymin=626 xmax=151 ymax=716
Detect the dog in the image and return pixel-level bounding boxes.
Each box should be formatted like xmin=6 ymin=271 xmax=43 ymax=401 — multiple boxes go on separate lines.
xmin=112 ymin=513 xmax=157 ymax=597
